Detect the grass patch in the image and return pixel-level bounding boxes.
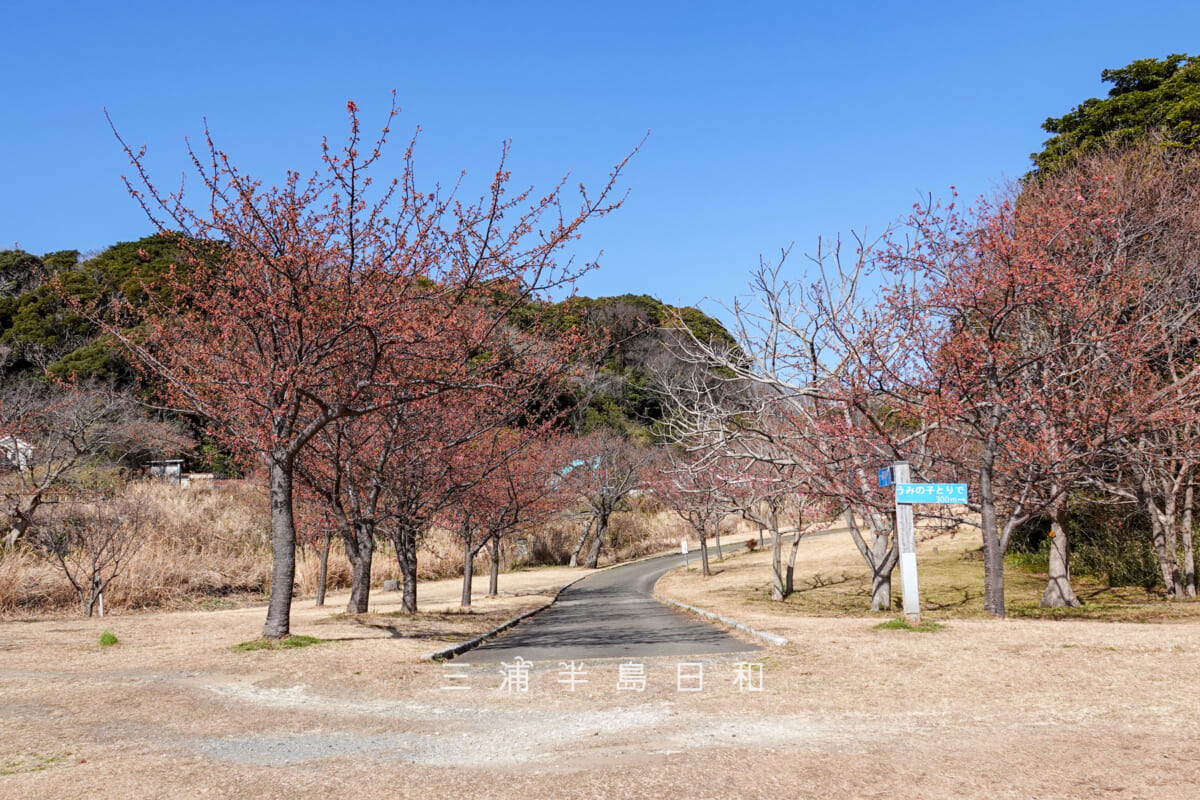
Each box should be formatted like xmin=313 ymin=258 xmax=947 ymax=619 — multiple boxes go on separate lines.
xmin=235 ymin=634 xmax=323 ymax=652
xmin=0 ymin=754 xmax=65 ymax=776
xmin=182 ymin=597 xmax=241 ymax=612
xmin=874 ymin=618 xmax=945 ymax=632
xmin=98 ymin=630 xmax=119 ymax=647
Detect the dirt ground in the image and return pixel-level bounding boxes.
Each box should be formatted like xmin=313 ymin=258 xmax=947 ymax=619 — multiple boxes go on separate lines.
xmin=4 ymin=535 xmax=1200 ymax=799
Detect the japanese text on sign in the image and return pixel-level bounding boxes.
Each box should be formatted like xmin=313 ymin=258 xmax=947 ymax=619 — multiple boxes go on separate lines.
xmin=894 ymin=483 xmax=968 ymax=504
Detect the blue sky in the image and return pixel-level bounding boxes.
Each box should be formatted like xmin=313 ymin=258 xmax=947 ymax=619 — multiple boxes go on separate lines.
xmin=2 ymin=1 xmax=1198 ymax=319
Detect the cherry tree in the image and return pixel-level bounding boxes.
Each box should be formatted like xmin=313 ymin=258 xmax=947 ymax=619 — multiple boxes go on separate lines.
xmin=651 ymin=453 xmax=738 ymax=576
xmin=655 ymin=240 xmax=935 ymax=611
xmin=94 ymin=99 xmax=631 ymax=638
xmin=444 ymin=428 xmax=571 ymax=606
xmin=0 ymin=382 xmax=191 ymax=548
xmin=30 ymin=492 xmax=157 ymax=617
xmin=565 ymin=430 xmax=657 ymax=569
xmin=911 ymin=143 xmax=1200 ymax=611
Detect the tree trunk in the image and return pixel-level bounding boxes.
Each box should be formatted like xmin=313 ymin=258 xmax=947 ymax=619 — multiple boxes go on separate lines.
xmin=86 ymin=575 xmax=101 ymax=617
xmin=842 ymin=508 xmax=896 ymax=612
xmin=1163 ymin=491 xmax=1184 ymax=599
xmin=344 ymin=520 xmax=375 ymax=614
xmin=263 ymin=457 xmax=298 ymax=639
xmin=488 ymin=536 xmax=500 ymax=597
xmin=714 ymin=521 xmax=723 ymax=562
xmin=1137 ymin=473 xmax=1183 ymax=599
xmin=698 ymin=528 xmax=711 ymax=577
xmin=979 ymin=458 xmax=1006 ymax=617
xmin=315 ymin=529 xmax=332 ymax=608
xmin=785 ymin=522 xmax=803 ymax=596
xmin=394 ymin=525 xmax=419 ymax=614
xmin=1040 ymin=493 xmax=1080 ymax=608
xmin=770 ymin=524 xmax=784 ymax=601
xmin=584 ymin=511 xmax=608 ymax=569
xmin=569 ymin=518 xmax=593 ymax=568
xmin=461 ymin=533 xmax=475 ymax=607
xmin=1146 ymin=509 xmax=1184 ymax=599
xmin=1183 ymin=482 xmax=1196 ymax=598
xmin=871 ymin=526 xmax=896 ymax=611
xmin=4 ymin=496 xmax=41 ymax=548
xmin=870 ymin=557 xmax=894 ymax=611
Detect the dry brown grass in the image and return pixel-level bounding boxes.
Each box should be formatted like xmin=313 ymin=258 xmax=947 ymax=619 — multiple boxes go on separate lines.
xmin=0 ymin=480 xmax=690 ymax=618
xmin=4 ymin=538 xmax=1200 ymax=798
xmin=656 ymin=525 xmax=1200 ymax=625
xmin=1 ymin=480 xmax=274 ymax=617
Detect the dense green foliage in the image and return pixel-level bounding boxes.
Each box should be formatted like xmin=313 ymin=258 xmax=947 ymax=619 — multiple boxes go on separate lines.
xmin=532 ymin=294 xmax=735 ymax=440
xmin=1010 ymin=503 xmax=1162 ymax=590
xmin=1033 ymin=53 xmax=1200 ymax=174
xmin=0 ymin=234 xmax=191 ymax=382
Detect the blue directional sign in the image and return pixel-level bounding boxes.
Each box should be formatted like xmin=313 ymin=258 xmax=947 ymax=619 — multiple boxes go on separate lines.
xmin=878 ymin=467 xmax=893 ymax=487
xmin=895 ymin=483 xmax=968 ymax=504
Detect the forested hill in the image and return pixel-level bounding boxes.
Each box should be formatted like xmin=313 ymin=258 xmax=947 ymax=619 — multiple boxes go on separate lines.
xmin=0 ymin=237 xmax=734 ymax=440
xmin=534 ymin=293 xmax=737 ymax=440
xmin=0 ymin=235 xmax=186 ymax=382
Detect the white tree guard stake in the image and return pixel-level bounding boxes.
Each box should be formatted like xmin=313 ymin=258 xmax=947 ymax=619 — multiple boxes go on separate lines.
xmin=893 ymin=462 xmax=921 ymax=624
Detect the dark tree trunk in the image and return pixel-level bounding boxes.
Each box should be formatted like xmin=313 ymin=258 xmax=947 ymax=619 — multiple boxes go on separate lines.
xmin=1184 ymin=483 xmax=1196 ymax=598
xmin=979 ymin=459 xmax=1006 ymax=618
xmin=344 ymin=520 xmax=375 ymax=614
xmin=461 ymin=533 xmax=475 ymax=607
xmin=488 ymin=536 xmax=500 ymax=597
xmin=1040 ymin=492 xmax=1080 ymax=608
xmin=263 ymin=457 xmax=298 ymax=639
xmin=715 ymin=522 xmax=723 ymax=561
xmin=770 ymin=523 xmax=784 ymax=600
xmin=315 ymin=529 xmax=332 ymax=608
xmin=698 ymin=528 xmax=711 ymax=577
xmin=584 ymin=511 xmax=608 ymax=569
xmin=391 ymin=523 xmax=420 ymax=613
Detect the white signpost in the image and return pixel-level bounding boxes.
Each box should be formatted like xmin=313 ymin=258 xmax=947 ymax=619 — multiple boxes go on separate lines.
xmin=892 ymin=462 xmax=921 ymax=624
xmin=681 ymin=538 xmax=690 ymax=571
xmin=892 ymin=462 xmax=968 ymax=625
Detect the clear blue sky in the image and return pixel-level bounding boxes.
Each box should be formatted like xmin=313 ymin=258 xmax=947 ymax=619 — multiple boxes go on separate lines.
xmin=2 ymin=1 xmax=1197 ymax=318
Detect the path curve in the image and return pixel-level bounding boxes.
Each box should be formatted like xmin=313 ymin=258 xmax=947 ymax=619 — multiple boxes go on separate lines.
xmin=461 ymin=547 xmax=758 ymax=663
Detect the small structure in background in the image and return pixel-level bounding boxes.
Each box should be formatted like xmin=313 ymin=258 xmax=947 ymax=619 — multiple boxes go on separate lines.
xmin=148 ymin=458 xmax=184 ymax=485
xmin=0 ymin=435 xmax=33 ymax=471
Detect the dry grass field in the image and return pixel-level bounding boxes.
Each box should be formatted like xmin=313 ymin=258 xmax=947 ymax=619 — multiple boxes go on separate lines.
xmin=3 ymin=520 xmax=1200 ymax=798
xmin=0 ymin=480 xmax=689 ymax=617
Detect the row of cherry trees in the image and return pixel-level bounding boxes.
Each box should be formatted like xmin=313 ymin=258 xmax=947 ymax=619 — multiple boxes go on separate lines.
xmin=661 ymin=141 xmax=1200 ymax=616
xmin=91 ymin=98 xmax=638 ymax=637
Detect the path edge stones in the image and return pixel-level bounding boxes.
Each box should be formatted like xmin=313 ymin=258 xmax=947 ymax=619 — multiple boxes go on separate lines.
xmin=420 ymin=568 xmax=596 ymax=662
xmin=651 ymin=592 xmax=788 ymax=646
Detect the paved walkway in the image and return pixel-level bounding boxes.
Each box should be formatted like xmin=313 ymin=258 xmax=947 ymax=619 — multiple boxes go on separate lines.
xmin=461 ymin=549 xmax=759 ymax=663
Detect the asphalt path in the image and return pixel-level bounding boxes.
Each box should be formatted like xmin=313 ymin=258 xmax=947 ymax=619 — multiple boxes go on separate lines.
xmin=461 ymin=543 xmax=760 ymax=664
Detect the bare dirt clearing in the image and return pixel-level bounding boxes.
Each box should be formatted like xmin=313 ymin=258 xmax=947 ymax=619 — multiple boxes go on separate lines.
xmin=4 ymin=538 xmax=1200 ymax=798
